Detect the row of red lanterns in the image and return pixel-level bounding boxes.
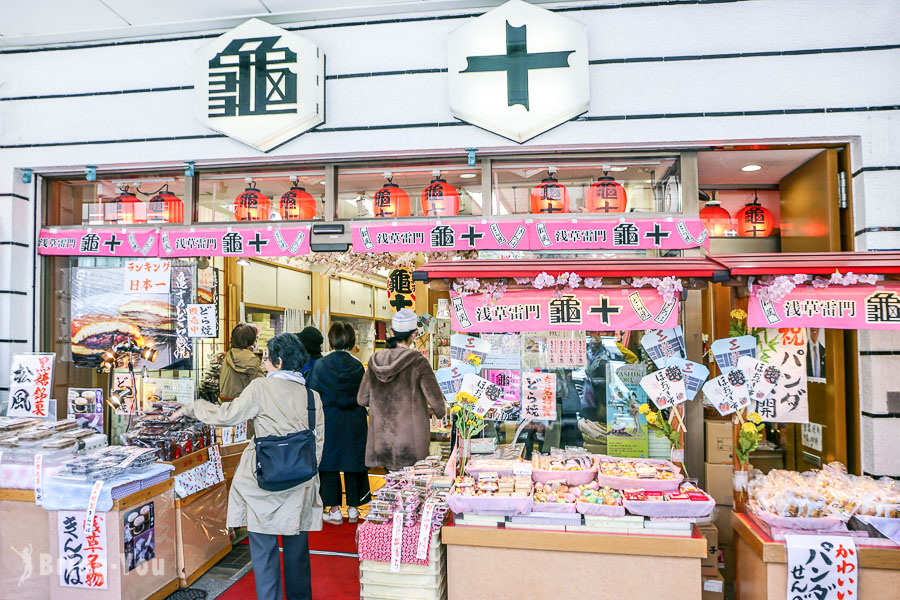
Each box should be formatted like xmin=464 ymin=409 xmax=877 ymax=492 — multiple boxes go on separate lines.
xmin=104 ymin=186 xmax=184 ymax=224
xmin=699 ymin=191 xmax=775 ymax=238
xmin=234 ymin=180 xmax=318 ymax=221
xmin=370 ymin=172 xmax=630 ymax=218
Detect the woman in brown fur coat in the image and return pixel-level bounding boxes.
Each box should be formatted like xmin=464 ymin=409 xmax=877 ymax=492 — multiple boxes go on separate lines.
xmin=357 ymin=309 xmax=446 ymax=470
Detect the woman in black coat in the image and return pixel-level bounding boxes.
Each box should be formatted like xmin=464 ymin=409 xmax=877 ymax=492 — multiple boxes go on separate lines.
xmin=306 ymin=321 xmax=369 ymax=525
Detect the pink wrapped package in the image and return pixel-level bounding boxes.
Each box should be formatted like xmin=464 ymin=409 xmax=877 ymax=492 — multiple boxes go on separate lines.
xmin=576 ymin=502 xmax=626 ymax=517
xmin=624 ymin=498 xmax=715 ymax=518
xmin=357 ymin=521 xmax=436 ymax=566
xmin=531 ymin=501 xmax=577 ymax=514
xmin=532 ymin=468 xmax=598 ymax=486
xmin=446 ymin=493 xmax=533 ymax=516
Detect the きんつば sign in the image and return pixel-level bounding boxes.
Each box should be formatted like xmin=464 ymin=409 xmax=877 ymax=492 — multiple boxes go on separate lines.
xmin=749 ymin=285 xmax=900 ymax=329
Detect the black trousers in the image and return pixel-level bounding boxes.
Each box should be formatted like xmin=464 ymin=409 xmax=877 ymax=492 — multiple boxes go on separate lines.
xmin=319 ymin=470 xmax=371 ymax=507
xmin=247 ymin=531 xmax=311 ymax=600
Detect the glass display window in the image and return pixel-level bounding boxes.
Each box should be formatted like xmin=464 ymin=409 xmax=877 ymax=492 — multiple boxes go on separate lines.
xmin=490 ymin=157 xmax=681 ymax=216
xmin=196 ymin=170 xmax=326 ymax=223
xmin=46 ymin=175 xmax=188 ymax=227
xmin=336 ymin=163 xmax=483 ymax=219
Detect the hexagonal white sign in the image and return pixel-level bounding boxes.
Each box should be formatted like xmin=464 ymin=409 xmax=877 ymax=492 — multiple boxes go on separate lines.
xmin=195 ymin=19 xmax=324 ymax=152
xmin=448 ymin=0 xmax=589 ymax=143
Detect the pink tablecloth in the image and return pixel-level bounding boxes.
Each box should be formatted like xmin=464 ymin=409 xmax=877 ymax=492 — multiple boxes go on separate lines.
xmin=357 ymin=521 xmax=437 ymax=566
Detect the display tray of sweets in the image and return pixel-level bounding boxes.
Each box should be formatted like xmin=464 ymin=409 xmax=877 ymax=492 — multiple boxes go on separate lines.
xmin=447 ymin=475 xmax=533 ymax=516
xmin=593 ymin=455 xmax=683 ymax=491
xmin=531 ymin=452 xmax=597 ymax=486
xmin=747 ymin=462 xmax=900 ymax=532
xmin=576 ymin=484 xmax=625 ymax=517
xmin=464 ymin=457 xmax=523 ymax=478
xmin=621 ymin=483 xmax=715 ymax=518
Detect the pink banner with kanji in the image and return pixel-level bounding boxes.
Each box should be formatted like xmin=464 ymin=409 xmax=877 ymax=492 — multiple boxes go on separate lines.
xmin=159 ymin=226 xmax=311 ymax=257
xmin=352 ymin=219 xmax=529 ymax=253
xmin=532 ymin=218 xmax=709 ymax=251
xmin=450 ymin=288 xmax=679 ymax=333
xmin=38 ymin=229 xmax=158 ymax=257
xmin=748 ymin=285 xmax=900 ymax=329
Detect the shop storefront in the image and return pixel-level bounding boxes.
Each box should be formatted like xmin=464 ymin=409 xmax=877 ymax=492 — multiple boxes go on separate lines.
xmin=1 ymin=1 xmax=899 ymax=599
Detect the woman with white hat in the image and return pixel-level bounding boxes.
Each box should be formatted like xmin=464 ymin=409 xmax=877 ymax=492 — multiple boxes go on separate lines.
xmin=357 ymin=308 xmax=446 ymax=471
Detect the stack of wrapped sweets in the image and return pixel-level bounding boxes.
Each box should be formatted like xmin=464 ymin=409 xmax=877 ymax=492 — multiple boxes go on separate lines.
xmin=54 ymin=446 xmax=158 ymax=481
xmin=748 ymin=462 xmax=900 ymax=520
xmin=598 ymin=458 xmax=678 ymax=480
xmin=579 ymin=485 xmax=623 ymax=506
xmin=364 ymin=458 xmax=451 ymax=532
xmin=533 ymin=481 xmax=578 ymax=505
xmin=533 ymin=452 xmax=593 ymax=472
xmin=121 ymin=401 xmax=214 ymax=461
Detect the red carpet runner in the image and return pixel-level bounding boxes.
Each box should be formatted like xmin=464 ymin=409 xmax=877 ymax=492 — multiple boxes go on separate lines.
xmin=222 ymin=522 xmax=360 ymax=599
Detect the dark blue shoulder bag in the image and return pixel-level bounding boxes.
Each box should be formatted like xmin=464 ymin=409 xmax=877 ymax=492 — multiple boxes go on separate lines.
xmin=254 ymin=385 xmax=318 ymax=492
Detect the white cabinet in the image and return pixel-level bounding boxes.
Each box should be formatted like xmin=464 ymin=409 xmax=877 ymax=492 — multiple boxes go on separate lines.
xmin=276 ymin=269 xmax=311 ymax=312
xmin=374 ymin=287 xmax=392 ymax=320
xmin=338 ymin=279 xmax=372 ymax=317
xmin=243 ymin=261 xmax=277 ymax=306
xmin=329 ymin=278 xmax=342 ymax=315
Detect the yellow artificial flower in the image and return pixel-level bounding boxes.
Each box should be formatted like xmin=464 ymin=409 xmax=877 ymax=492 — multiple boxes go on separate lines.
xmin=730 ymin=309 xmax=747 ymax=320
xmin=451 ymin=405 xmax=462 ymax=415
xmin=638 ymin=403 xmax=650 ymax=415
xmin=455 ymin=391 xmax=477 ymax=405
xmin=466 ymin=354 xmax=482 ymax=366
xmin=748 ymin=412 xmax=762 ymax=425
xmin=645 ymin=411 xmax=658 ymax=425
xmin=467 ymin=419 xmax=476 ymax=427
xmin=741 ymin=422 xmax=757 ymax=434
xmin=473 ymin=413 xmax=483 ymax=421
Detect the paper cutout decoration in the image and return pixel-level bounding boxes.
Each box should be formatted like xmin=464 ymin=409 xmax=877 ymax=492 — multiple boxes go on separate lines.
xmin=710 ymin=335 xmax=757 ymax=373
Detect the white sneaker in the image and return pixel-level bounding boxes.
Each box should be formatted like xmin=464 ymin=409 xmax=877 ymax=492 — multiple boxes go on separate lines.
xmin=348 ymin=507 xmax=360 ymax=523
xmin=323 ymin=509 xmax=343 ymax=526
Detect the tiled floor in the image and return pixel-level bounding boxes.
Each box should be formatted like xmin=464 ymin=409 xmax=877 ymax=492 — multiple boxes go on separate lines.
xmin=166 ymin=545 xmax=253 ymax=600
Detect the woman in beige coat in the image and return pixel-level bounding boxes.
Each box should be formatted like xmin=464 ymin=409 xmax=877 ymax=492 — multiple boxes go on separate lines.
xmin=178 ymin=333 xmax=324 ymax=600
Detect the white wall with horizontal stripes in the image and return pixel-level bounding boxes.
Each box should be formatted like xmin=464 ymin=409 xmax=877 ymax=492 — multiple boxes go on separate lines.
xmin=0 ymin=0 xmax=898 ymax=473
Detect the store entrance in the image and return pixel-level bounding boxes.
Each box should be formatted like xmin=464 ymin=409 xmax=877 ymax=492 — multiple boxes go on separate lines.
xmin=698 ymin=145 xmax=857 ymax=474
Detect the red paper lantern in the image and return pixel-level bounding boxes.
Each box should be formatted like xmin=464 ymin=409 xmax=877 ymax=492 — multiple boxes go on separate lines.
xmin=420 ymin=177 xmax=460 ymax=217
xmin=585 ymin=176 xmax=627 ymax=213
xmin=699 ymin=202 xmax=734 ymax=237
xmin=233 ymin=183 xmax=271 ymax=222
xmin=373 ymin=182 xmax=410 ymax=218
xmin=147 ymin=189 xmax=183 ymax=224
xmin=735 ymin=193 xmax=774 ymax=238
xmin=106 ymin=189 xmax=146 ymax=224
xmin=529 ymin=176 xmax=569 ymax=214
xmin=279 ymin=186 xmax=317 ymax=220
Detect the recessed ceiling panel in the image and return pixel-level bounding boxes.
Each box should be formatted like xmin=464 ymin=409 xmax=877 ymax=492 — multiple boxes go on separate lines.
xmin=698 ymin=149 xmax=824 ymax=186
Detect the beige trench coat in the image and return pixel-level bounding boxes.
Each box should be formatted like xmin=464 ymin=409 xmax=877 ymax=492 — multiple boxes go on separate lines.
xmin=182 ymin=376 xmax=325 ymax=535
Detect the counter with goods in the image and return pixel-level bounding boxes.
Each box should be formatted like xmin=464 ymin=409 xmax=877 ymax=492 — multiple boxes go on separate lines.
xmin=442 ymin=448 xmax=711 ymax=600
xmin=734 ymin=463 xmax=900 ymax=600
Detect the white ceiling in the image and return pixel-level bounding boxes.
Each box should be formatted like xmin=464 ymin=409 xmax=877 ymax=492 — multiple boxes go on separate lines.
xmin=0 ymin=0 xmax=569 ymax=47
xmin=698 ymin=149 xmax=824 ymax=186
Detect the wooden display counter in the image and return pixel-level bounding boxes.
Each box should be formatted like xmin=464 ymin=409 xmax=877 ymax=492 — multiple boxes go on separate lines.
xmin=47 ymin=479 xmax=179 ymax=600
xmin=0 ymin=488 xmax=52 ymax=600
xmin=443 ymin=523 xmax=707 ymax=600
xmin=733 ymin=512 xmax=900 ymax=600
xmin=175 ymin=481 xmax=231 ymax=587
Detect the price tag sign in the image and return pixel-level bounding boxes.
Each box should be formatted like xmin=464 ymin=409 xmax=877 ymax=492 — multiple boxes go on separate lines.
xmin=34 ymin=454 xmax=43 ymax=504
xmin=390 ymin=511 xmax=404 ymax=573
xmin=84 ymin=480 xmax=104 ymax=535
xmin=513 ymin=462 xmax=533 ymax=477
xmin=416 ymin=500 xmax=436 ymax=560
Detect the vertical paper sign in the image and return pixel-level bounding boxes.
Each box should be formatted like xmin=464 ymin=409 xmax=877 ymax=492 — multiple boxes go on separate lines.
xmin=187 ymin=304 xmax=219 ymax=338
xmin=123 ymin=502 xmax=156 ymax=572
xmin=755 ymin=328 xmax=809 ymax=423
xmin=785 ymin=535 xmax=857 ymax=600
xmin=521 ymin=372 xmax=557 ymax=420
xmin=171 ymin=265 xmax=194 ymax=366
xmin=112 ymin=372 xmax=140 ymax=415
xmin=123 ymin=260 xmax=171 ymax=294
xmin=59 ymin=511 xmax=108 ymax=589
xmin=547 ymin=336 xmax=587 ymax=368
xmin=7 ymin=353 xmax=55 ymax=418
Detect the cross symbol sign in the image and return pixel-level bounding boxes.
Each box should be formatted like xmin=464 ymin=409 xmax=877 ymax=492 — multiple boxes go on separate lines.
xmin=390 ymin=294 xmax=413 ymax=311
xmin=460 ymin=225 xmax=485 ymax=248
xmin=645 ymin=223 xmax=671 ymax=246
xmin=249 ymin=231 xmax=269 ymax=254
xmin=589 ymin=296 xmax=622 ymax=325
xmin=103 ymin=234 xmax=123 ymax=252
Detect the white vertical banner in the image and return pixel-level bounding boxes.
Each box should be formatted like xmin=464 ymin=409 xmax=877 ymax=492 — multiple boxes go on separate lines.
xmin=785 ymin=535 xmax=857 ymax=600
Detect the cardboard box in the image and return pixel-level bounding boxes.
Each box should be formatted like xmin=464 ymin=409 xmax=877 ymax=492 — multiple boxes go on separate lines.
xmin=705 ymin=419 xmax=733 ymax=463
xmin=705 ymin=462 xmax=734 ymax=507
xmin=717 ymin=544 xmax=735 ymax=584
xmin=701 ymin=566 xmax=725 ymax=600
xmin=697 ymin=524 xmax=719 ymax=568
xmin=714 ymin=505 xmax=734 ymax=546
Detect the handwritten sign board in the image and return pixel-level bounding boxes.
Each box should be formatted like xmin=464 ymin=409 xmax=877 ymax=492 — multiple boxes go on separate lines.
xmin=187 ymin=304 xmax=218 ymax=338
xmin=785 ymin=535 xmax=857 ymax=600
xmin=755 ymin=328 xmax=809 ymax=423
xmin=7 ymin=353 xmax=55 ymax=418
xmin=123 ymin=260 xmax=170 ymax=293
xmin=521 ymin=372 xmax=557 ymax=421
xmin=547 ymin=336 xmax=587 ymax=368
xmin=58 ymin=511 xmax=108 ymax=589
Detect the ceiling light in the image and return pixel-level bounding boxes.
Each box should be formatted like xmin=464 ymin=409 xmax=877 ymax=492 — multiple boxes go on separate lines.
xmin=318 ymin=180 xmax=326 ymax=185
xmin=608 ymin=167 xmax=628 ymax=172
xmin=459 ymin=173 xmax=478 ymax=179
xmin=741 ymin=164 xmax=762 ymax=172
xmin=236 ymin=258 xmax=250 ymax=267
